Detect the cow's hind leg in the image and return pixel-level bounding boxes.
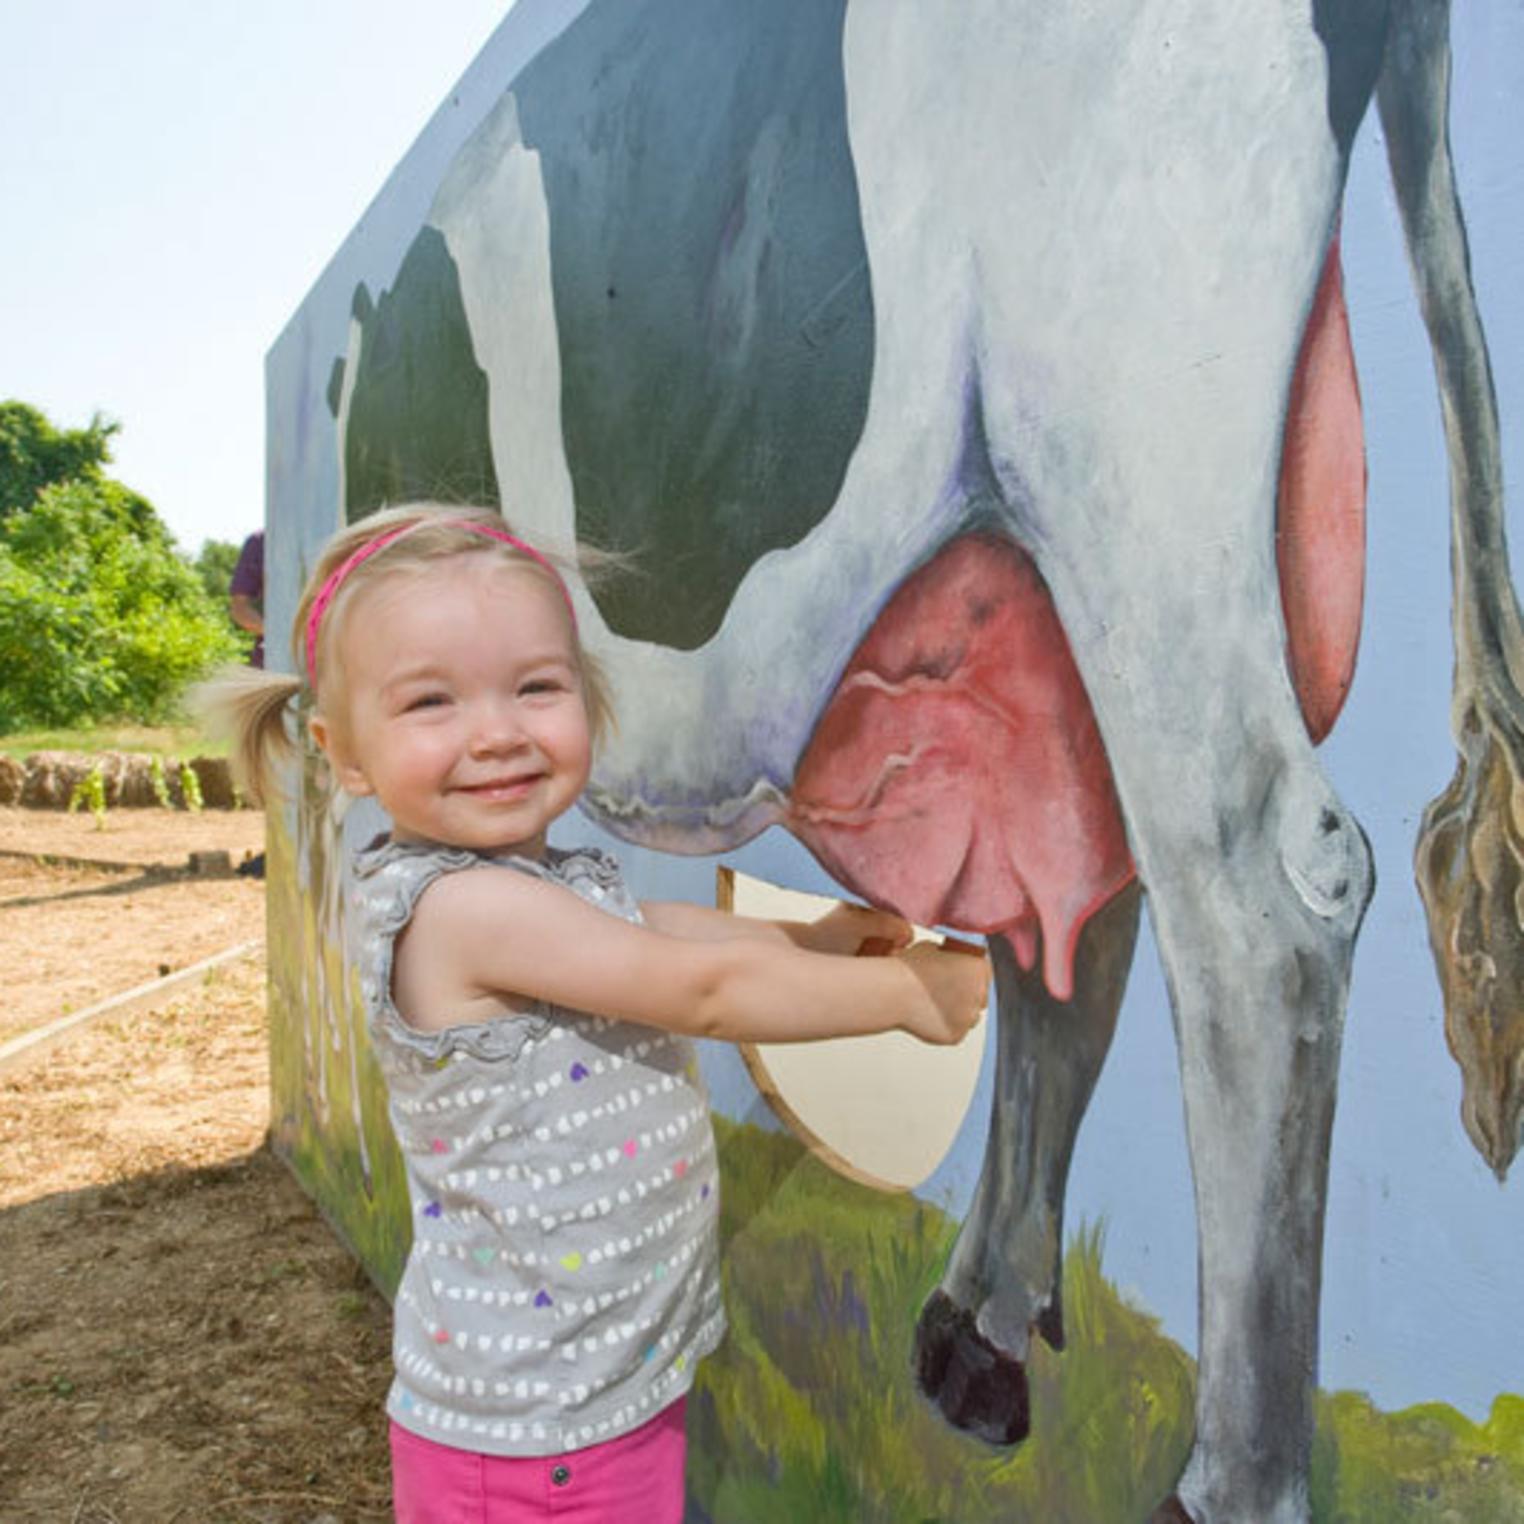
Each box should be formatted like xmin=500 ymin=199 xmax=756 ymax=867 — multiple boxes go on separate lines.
xmin=915 ymin=882 xmax=1141 ymax=1443
xmin=1033 ymin=540 xmax=1375 ymax=1524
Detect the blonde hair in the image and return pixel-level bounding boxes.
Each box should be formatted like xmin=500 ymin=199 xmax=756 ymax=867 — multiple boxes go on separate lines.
xmin=198 ymin=504 xmax=617 ymax=806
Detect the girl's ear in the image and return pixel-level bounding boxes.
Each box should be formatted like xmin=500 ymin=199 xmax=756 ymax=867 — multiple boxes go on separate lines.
xmin=308 ymin=713 xmax=374 ymax=797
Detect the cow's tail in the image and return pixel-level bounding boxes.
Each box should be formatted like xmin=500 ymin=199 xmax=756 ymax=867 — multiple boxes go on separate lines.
xmin=1379 ymin=0 xmax=1516 ymax=676
xmin=1384 ymin=0 xmax=1524 ymax=1178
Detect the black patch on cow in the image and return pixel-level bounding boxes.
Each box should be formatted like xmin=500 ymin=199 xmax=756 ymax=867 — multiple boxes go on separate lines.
xmin=513 ymin=0 xmax=873 ymax=648
xmin=325 ymin=357 xmax=347 ymax=422
xmin=1312 ymin=0 xmax=1391 ymax=155
xmin=337 ymin=227 xmax=498 ymax=520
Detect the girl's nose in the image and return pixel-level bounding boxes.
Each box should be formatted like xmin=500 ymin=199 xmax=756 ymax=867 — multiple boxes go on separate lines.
xmin=467 ymin=701 xmax=525 ymax=756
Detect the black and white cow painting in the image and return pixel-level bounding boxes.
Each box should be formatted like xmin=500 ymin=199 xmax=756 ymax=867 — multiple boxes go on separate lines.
xmin=318 ymin=2 xmax=1523 ymax=1520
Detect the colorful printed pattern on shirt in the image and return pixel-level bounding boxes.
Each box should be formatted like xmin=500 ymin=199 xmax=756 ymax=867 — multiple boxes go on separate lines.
xmin=348 ymin=839 xmax=726 ymax=1455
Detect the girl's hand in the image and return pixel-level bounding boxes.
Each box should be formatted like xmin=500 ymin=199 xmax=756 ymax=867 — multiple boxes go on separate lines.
xmin=898 ymin=940 xmax=990 ymax=1045
xmin=797 ymin=902 xmax=913 ymax=958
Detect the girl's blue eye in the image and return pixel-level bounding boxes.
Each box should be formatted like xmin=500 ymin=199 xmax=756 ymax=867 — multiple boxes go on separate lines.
xmin=405 ymin=693 xmax=449 ymax=712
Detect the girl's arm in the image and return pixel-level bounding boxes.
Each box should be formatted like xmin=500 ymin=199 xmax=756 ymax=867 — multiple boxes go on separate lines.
xmin=396 ymin=866 xmax=986 ymax=1048
xmin=640 ymin=898 xmax=912 ymax=957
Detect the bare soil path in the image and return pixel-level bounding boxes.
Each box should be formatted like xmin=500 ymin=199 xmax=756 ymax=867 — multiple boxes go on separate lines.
xmin=0 ymin=811 xmax=395 ymax=1522
xmin=0 ymin=808 xmax=268 ymax=1050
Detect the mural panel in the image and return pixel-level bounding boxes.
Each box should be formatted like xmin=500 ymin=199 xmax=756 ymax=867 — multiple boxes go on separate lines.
xmin=266 ymin=2 xmax=1524 ymax=1519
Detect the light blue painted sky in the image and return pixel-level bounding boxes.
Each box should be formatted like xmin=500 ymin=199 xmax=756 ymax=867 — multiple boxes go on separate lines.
xmin=1 ymin=2 xmax=515 ymax=554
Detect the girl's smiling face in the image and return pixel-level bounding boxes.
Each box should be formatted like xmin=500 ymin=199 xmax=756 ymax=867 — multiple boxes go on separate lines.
xmin=314 ymin=555 xmax=593 ymax=858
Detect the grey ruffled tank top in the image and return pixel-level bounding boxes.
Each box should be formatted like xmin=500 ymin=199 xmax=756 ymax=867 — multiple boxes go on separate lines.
xmin=349 ymin=837 xmax=725 ymax=1456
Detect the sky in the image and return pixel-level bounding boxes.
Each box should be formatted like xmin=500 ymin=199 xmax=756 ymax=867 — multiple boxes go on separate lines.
xmin=2 ymin=2 xmax=516 ymax=555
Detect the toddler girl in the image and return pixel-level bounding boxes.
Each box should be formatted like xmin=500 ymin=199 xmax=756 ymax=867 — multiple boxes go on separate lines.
xmin=209 ymin=504 xmax=987 ymax=1523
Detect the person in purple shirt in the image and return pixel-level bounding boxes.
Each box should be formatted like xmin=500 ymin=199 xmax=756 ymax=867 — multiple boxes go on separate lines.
xmin=229 ymin=530 xmax=264 ymax=669
xmin=229 ymin=530 xmax=266 ymax=877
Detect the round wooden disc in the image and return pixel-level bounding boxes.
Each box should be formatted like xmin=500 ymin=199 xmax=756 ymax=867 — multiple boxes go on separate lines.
xmin=721 ymin=867 xmax=988 ymax=1193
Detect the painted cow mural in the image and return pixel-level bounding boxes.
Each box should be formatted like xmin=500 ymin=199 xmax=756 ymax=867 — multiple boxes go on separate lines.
xmin=268 ymin=2 xmax=1524 ymax=1521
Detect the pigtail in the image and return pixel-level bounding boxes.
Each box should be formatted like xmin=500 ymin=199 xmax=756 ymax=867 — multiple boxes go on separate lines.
xmin=194 ymin=664 xmax=304 ymax=807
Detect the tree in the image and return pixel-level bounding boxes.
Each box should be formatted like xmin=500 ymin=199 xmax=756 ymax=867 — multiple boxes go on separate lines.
xmin=0 ymin=402 xmax=242 ymax=730
xmin=193 ymin=538 xmax=243 ymax=607
xmin=0 ymin=460 xmax=242 ymax=732
xmin=0 ymin=401 xmax=118 ymax=518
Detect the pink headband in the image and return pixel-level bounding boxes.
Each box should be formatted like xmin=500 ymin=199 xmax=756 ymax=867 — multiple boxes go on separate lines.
xmin=303 ymin=519 xmax=575 ymax=688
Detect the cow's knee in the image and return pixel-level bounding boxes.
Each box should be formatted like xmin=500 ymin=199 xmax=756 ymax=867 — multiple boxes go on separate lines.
xmin=1196 ymin=755 xmax=1373 ymax=942
xmin=1273 ymin=770 xmax=1374 ymax=935
xmin=1154 ymin=756 xmax=1374 ymax=1061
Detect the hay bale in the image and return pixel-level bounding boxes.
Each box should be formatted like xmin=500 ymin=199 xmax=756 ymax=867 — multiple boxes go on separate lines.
xmin=186 ymin=755 xmax=237 ymax=809
xmin=14 ymin=749 xmax=242 ymax=809
xmin=89 ymin=751 xmax=152 ymax=806
xmin=19 ymin=750 xmax=163 ymax=808
xmin=104 ymin=752 xmax=161 ymax=807
xmin=0 ymin=754 xmax=23 ymax=805
xmin=20 ymin=751 xmax=82 ymax=808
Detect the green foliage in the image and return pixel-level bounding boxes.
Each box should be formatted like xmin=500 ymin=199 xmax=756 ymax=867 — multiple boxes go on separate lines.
xmin=179 ymin=759 xmax=203 ymax=813
xmin=0 ymin=402 xmax=238 ymax=732
xmin=0 ymin=400 xmax=117 ymax=518
xmin=147 ymin=754 xmax=206 ymax=811
xmin=149 ymin=755 xmax=172 ymax=809
xmin=1311 ymin=1390 xmax=1524 ymax=1522
xmin=67 ymin=763 xmax=108 ymax=827
xmin=0 ymin=476 xmax=242 ymax=732
xmin=193 ymin=538 xmax=242 ymax=605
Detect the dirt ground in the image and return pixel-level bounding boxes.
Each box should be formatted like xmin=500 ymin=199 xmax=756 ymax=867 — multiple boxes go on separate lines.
xmin=0 ymin=807 xmax=270 ymax=1049
xmin=0 ymin=809 xmax=397 ymax=1522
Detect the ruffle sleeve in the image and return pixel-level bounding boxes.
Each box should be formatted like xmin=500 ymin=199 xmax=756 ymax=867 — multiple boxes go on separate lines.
xmin=352 ymin=839 xmax=551 ymax=1065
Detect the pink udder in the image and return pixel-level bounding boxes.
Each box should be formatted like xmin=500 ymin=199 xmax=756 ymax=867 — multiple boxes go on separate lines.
xmin=789 ymin=241 xmax=1366 ymax=1001
xmin=1278 ymin=236 xmax=1366 ymax=744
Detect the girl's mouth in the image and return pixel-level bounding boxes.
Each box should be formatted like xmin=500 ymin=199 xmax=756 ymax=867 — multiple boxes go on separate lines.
xmin=457 ymin=774 xmax=542 ymax=800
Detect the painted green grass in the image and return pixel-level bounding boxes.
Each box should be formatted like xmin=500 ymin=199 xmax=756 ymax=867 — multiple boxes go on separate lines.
xmin=266 ymin=805 xmax=411 ymax=1294
xmin=690 ymin=1116 xmax=1193 ymax=1523
xmin=1311 ymin=1391 xmax=1524 ymax=1523
xmin=690 ymin=1114 xmax=1524 ymax=1523
xmin=0 ymin=720 xmax=227 ymax=759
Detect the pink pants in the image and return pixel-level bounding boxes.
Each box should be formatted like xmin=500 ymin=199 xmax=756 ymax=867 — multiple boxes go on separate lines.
xmin=389 ymin=1398 xmax=687 ymax=1523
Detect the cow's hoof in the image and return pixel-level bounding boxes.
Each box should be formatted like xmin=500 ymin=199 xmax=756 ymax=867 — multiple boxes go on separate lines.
xmin=1147 ymin=1497 xmax=1196 ymax=1524
xmin=913 ymin=1290 xmax=1031 ymax=1445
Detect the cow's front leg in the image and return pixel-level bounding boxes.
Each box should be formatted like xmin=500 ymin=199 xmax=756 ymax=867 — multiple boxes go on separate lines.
xmin=915 ymin=883 xmax=1140 ymax=1444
